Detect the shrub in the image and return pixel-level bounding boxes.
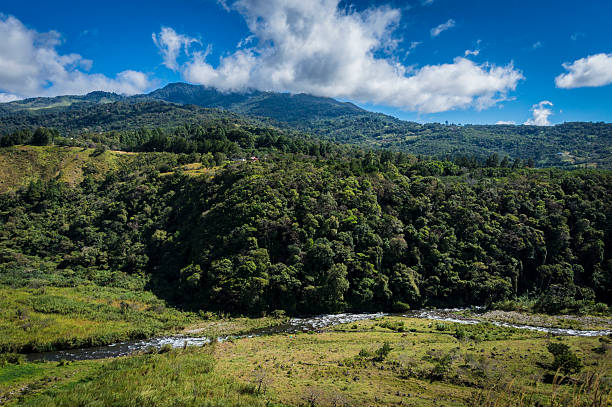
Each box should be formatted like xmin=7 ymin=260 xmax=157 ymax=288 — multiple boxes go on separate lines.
xmin=435 ymin=323 xmax=450 ymax=331
xmin=392 ymin=301 xmax=411 ymax=312
xmin=159 ymin=344 xmax=173 ymax=353
xmin=271 ymin=309 xmax=286 ymax=318
xmin=547 ymin=342 xmax=582 ymax=375
xmin=0 ymin=353 xmax=25 ymax=366
xmin=454 ymin=327 xmax=466 ymax=340
xmin=374 ymin=342 xmax=393 ymax=361
xmin=428 ymin=354 xmax=453 ymax=381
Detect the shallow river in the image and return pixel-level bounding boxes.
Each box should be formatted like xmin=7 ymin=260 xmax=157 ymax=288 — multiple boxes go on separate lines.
xmin=25 ymin=310 xmax=611 ymax=362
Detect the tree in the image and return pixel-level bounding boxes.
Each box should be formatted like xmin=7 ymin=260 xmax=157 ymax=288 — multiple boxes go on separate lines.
xmin=32 ymin=127 xmax=55 ymax=145
xmin=547 ymin=342 xmax=582 ymax=375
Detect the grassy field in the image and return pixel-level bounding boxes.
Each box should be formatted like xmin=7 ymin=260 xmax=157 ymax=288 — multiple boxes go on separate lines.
xmin=0 ymin=285 xmax=285 ymax=353
xmin=0 ymin=145 xmax=128 ymax=193
xmin=212 ymin=316 xmax=611 ymax=406
xmin=2 ymin=316 xmax=610 ymax=406
xmin=0 ymin=349 xmax=278 ymax=406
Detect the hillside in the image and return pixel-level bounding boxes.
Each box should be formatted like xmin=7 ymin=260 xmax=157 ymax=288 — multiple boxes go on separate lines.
xmin=147 ymin=82 xmax=366 ymax=123
xmin=0 ymin=92 xmax=124 ymax=115
xmin=0 ymin=83 xmax=611 ymax=168
xmin=0 ymin=145 xmax=130 ymax=193
xmin=1 ymin=145 xmax=610 ymax=315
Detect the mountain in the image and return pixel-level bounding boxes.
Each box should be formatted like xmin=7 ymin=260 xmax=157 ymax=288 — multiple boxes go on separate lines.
xmin=0 ymin=91 xmax=125 ymax=115
xmin=1 ymin=83 xmax=611 ymax=168
xmin=146 ymin=82 xmax=366 ymax=123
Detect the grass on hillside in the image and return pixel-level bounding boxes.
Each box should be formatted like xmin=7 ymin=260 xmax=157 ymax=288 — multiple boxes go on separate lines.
xmin=0 ymin=145 xmax=128 ymax=193
xmin=1 ymin=347 xmax=282 ymax=407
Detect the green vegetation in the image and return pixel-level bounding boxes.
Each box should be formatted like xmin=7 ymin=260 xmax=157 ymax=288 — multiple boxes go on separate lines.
xmin=212 ymin=317 xmax=610 ymax=406
xmin=0 ymin=145 xmax=610 ymax=316
xmin=2 ymin=317 xmax=609 ymax=406
xmin=0 ymin=347 xmax=278 ymax=406
xmin=1 ymin=83 xmax=611 ymax=168
xmin=0 ymin=145 xmax=127 ymax=193
xmin=547 ymin=342 xmax=583 ymax=375
xmin=0 ymin=285 xmax=284 ymax=353
xmin=0 ymin=87 xmax=611 ymax=405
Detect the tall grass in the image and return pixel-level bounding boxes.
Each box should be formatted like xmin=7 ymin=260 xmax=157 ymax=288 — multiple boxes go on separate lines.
xmin=19 ymin=348 xmax=283 ymax=406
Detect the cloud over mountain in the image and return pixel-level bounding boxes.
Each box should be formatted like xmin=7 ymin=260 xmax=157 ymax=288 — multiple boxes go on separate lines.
xmin=525 ymin=101 xmax=553 ymax=126
xmin=155 ymin=0 xmax=522 ymax=113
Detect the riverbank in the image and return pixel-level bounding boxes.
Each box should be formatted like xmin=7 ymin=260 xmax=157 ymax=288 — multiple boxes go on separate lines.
xmin=0 ymin=285 xmax=286 ymax=353
xmin=2 ymin=316 xmax=610 ymax=406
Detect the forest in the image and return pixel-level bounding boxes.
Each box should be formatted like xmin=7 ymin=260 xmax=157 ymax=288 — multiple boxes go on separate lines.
xmin=0 ymin=128 xmax=610 ymax=316
xmin=1 ymin=91 xmax=611 ymax=406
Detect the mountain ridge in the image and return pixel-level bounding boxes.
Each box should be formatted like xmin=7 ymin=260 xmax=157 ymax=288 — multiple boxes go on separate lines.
xmin=1 ymin=83 xmax=611 ymax=169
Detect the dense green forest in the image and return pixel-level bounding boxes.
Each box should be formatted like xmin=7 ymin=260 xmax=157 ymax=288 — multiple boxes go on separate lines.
xmin=1 ymin=142 xmax=610 ymax=315
xmin=1 ymin=83 xmax=611 ymax=169
xmin=1 ymin=84 xmax=611 ymax=316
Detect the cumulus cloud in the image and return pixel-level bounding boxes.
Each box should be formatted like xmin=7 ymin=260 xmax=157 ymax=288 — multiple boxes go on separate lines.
xmin=158 ymin=0 xmax=522 ymax=113
xmin=524 ymin=101 xmax=553 ymax=126
xmin=0 ymin=15 xmax=153 ymax=100
xmin=555 ymin=53 xmax=612 ymax=89
xmin=430 ymin=19 xmax=455 ymax=37
xmin=496 ymin=120 xmax=515 ymax=125
xmin=464 ymin=49 xmax=479 ymax=57
xmin=152 ymin=27 xmax=200 ymax=71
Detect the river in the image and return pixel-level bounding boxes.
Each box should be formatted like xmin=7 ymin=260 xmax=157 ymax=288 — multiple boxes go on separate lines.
xmin=25 ymin=310 xmax=611 ymax=362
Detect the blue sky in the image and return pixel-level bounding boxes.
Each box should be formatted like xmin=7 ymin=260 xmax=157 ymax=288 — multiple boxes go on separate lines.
xmin=1 ymin=0 xmax=611 ymax=125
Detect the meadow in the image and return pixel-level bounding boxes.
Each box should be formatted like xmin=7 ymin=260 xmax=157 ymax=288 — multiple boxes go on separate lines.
xmin=1 ymin=316 xmax=610 ymax=406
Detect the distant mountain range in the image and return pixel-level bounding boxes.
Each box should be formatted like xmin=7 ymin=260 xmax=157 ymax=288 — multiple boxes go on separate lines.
xmin=0 ymin=83 xmax=366 ymax=123
xmin=1 ymin=83 xmax=611 ymax=168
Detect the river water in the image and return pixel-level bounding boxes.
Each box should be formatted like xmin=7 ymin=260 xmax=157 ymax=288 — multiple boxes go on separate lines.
xmin=25 ymin=310 xmax=611 ymax=362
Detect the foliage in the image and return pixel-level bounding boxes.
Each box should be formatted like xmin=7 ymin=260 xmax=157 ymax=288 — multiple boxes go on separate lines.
xmin=0 ymin=145 xmax=610 ymax=316
xmin=547 ymin=342 xmax=583 ymax=375
xmin=373 ymin=342 xmax=393 ymax=361
xmin=1 ymin=83 xmax=611 ymax=169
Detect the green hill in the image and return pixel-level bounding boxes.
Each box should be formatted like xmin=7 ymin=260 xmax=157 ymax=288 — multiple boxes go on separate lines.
xmin=1 ymin=83 xmax=611 ymax=168
xmin=0 ymin=145 xmax=130 ymax=193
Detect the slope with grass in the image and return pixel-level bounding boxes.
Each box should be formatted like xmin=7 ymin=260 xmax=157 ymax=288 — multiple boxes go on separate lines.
xmin=0 ymin=285 xmax=285 ymax=353
xmin=2 ymin=316 xmax=610 ymax=406
xmin=0 ymin=145 xmax=128 ymax=193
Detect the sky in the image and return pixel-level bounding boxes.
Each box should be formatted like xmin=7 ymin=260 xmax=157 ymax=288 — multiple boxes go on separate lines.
xmin=0 ymin=0 xmax=611 ymax=125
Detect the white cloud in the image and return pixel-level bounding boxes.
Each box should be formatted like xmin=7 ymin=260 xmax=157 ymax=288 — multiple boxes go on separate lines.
xmin=159 ymin=1 xmax=522 ymax=114
xmin=421 ymin=0 xmax=435 ymax=5
xmin=152 ymin=27 xmax=200 ymax=71
xmin=0 ymin=15 xmax=153 ymax=100
xmin=555 ymin=53 xmax=612 ymax=89
xmin=430 ymin=19 xmax=455 ymax=37
xmin=0 ymin=92 xmax=20 ymax=103
xmin=531 ymin=41 xmax=542 ymax=50
xmin=524 ymin=101 xmax=553 ymax=126
xmin=464 ymin=49 xmax=479 ymax=57
xmin=406 ymin=41 xmax=421 ymax=56
xmin=496 ymin=120 xmax=515 ymax=125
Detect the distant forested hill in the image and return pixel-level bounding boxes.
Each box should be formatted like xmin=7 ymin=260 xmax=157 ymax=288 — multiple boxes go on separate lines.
xmin=1 ymin=83 xmax=611 ymax=168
